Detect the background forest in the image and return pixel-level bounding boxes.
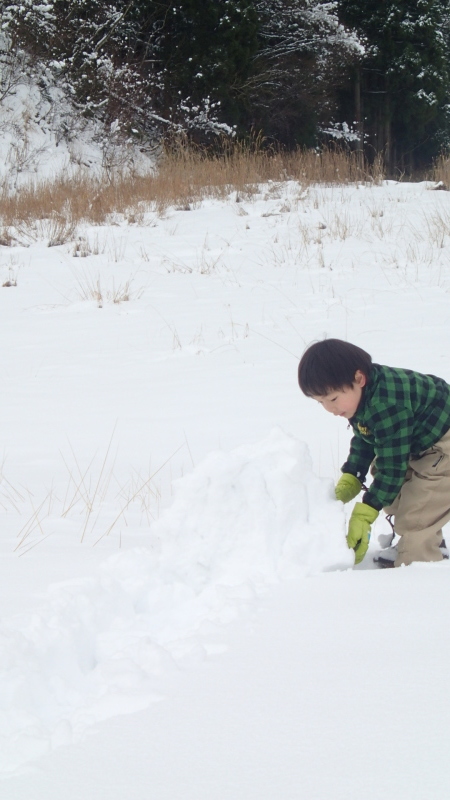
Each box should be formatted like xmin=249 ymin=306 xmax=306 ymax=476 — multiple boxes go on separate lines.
xmin=2 ymin=0 xmax=450 ymax=175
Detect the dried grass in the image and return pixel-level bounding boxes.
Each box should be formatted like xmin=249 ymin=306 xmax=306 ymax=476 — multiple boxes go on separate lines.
xmin=431 ymin=154 xmax=450 ymax=189
xmin=73 ymin=269 xmax=142 ymax=307
xmin=0 ymin=144 xmax=384 ymax=239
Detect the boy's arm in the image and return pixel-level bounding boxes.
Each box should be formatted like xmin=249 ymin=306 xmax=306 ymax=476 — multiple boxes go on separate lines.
xmin=341 ymin=434 xmax=375 ymax=483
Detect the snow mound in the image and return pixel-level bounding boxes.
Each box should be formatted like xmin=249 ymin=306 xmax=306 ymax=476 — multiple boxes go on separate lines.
xmin=154 ymin=427 xmax=351 ymax=585
xmin=0 ymin=429 xmax=351 ymax=773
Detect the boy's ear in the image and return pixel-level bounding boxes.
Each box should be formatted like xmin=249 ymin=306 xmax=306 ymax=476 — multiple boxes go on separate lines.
xmin=354 ymin=370 xmax=366 ymax=387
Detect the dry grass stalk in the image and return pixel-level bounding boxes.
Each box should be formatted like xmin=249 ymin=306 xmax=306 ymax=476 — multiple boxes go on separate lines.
xmin=10 ymin=436 xmax=195 ymax=550
xmin=93 ymin=442 xmax=185 ymax=545
xmin=73 ymin=269 xmax=141 ymax=306
xmin=0 ymin=145 xmax=384 ymax=239
xmin=14 ymin=492 xmax=53 ymax=551
xmin=431 ymin=155 xmax=450 ymax=188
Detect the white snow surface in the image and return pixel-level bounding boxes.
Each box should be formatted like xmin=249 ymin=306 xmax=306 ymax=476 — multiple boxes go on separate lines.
xmin=0 ymin=430 xmax=351 ymax=774
xmin=1 ymin=172 xmax=450 ymax=798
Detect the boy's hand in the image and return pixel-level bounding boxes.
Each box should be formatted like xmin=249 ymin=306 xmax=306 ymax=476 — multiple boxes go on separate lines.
xmin=347 ymin=502 xmax=379 ymax=564
xmin=335 ymin=473 xmax=361 ymax=503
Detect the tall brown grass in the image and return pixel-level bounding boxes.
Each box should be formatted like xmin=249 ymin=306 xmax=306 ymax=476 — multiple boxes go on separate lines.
xmin=0 ymin=144 xmax=384 ymax=242
xmin=431 ymin=154 xmax=450 ymax=188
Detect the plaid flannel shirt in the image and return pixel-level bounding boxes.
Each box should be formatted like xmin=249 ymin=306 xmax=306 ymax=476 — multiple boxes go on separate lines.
xmin=341 ymin=363 xmax=450 ymax=511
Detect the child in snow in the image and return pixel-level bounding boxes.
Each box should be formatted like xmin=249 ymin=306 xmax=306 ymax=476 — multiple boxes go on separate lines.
xmin=298 ymin=339 xmax=450 ymax=568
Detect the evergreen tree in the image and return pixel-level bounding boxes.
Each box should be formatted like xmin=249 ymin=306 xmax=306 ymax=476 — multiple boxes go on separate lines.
xmin=337 ymin=0 xmax=450 ymax=172
xmin=137 ymin=0 xmax=259 ymax=135
xmin=1 ymin=0 xmax=260 ymax=139
xmin=249 ymin=0 xmax=361 ymax=146
xmin=1 ymin=0 xmax=144 ymax=123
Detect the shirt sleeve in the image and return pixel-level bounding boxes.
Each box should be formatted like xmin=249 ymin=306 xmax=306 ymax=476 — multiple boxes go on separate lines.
xmin=362 ymin=406 xmax=413 ymax=511
xmin=341 ymin=434 xmax=375 ymax=482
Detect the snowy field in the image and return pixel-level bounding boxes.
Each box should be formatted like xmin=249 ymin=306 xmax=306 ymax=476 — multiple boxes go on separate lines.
xmin=2 ymin=177 xmax=450 ymax=799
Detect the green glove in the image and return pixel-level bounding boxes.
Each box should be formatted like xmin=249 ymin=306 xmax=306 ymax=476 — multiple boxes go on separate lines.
xmin=347 ymin=502 xmax=379 ymax=564
xmin=335 ymin=473 xmax=362 ymax=503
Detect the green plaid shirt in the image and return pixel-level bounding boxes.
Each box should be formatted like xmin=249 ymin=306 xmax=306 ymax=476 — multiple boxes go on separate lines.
xmin=341 ymin=363 xmax=450 ymax=510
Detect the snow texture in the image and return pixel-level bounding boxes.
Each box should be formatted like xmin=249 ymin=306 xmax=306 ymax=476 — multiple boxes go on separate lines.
xmin=0 ymin=429 xmax=350 ymax=773
xmin=1 ymin=122 xmax=450 ymax=797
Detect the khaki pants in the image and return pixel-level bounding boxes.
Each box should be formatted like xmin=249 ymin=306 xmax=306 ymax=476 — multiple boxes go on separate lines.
xmin=383 ymin=427 xmax=450 ymax=567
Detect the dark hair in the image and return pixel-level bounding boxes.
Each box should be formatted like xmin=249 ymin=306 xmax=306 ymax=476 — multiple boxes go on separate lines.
xmin=298 ymin=339 xmax=372 ymax=396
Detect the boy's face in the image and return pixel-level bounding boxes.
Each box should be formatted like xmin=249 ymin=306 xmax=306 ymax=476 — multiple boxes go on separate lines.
xmin=311 ymin=370 xmax=366 ymax=419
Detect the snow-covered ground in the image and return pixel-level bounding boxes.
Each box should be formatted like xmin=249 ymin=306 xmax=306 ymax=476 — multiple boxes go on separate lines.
xmin=2 ymin=176 xmax=450 ymax=798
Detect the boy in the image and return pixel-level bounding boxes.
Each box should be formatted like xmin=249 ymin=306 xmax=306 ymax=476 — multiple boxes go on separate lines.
xmin=298 ymin=339 xmax=450 ymax=568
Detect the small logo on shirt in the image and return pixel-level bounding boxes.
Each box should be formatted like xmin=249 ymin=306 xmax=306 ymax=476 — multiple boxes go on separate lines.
xmin=357 ymin=423 xmax=371 ymax=436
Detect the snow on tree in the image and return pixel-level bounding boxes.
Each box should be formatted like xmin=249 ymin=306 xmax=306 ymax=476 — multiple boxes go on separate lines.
xmin=2 ymin=0 xmax=449 ymax=167
xmin=337 ymin=0 xmax=450 ymax=171
xmin=245 ymin=0 xmax=362 ymax=146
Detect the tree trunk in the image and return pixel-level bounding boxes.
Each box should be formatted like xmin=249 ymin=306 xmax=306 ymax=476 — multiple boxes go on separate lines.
xmin=384 ymin=91 xmax=392 ymax=175
xmin=354 ymin=66 xmax=363 ymax=167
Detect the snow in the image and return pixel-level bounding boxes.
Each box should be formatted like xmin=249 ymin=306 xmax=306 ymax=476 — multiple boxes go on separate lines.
xmin=0 ymin=430 xmax=352 ymax=774
xmin=1 ymin=171 xmax=450 ymax=797
xmin=0 ymin=58 xmax=155 ymax=188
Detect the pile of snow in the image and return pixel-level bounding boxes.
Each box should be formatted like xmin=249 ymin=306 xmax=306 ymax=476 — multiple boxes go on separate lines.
xmin=0 ymin=429 xmax=351 ymax=773
xmin=156 ymin=428 xmax=350 ymax=587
